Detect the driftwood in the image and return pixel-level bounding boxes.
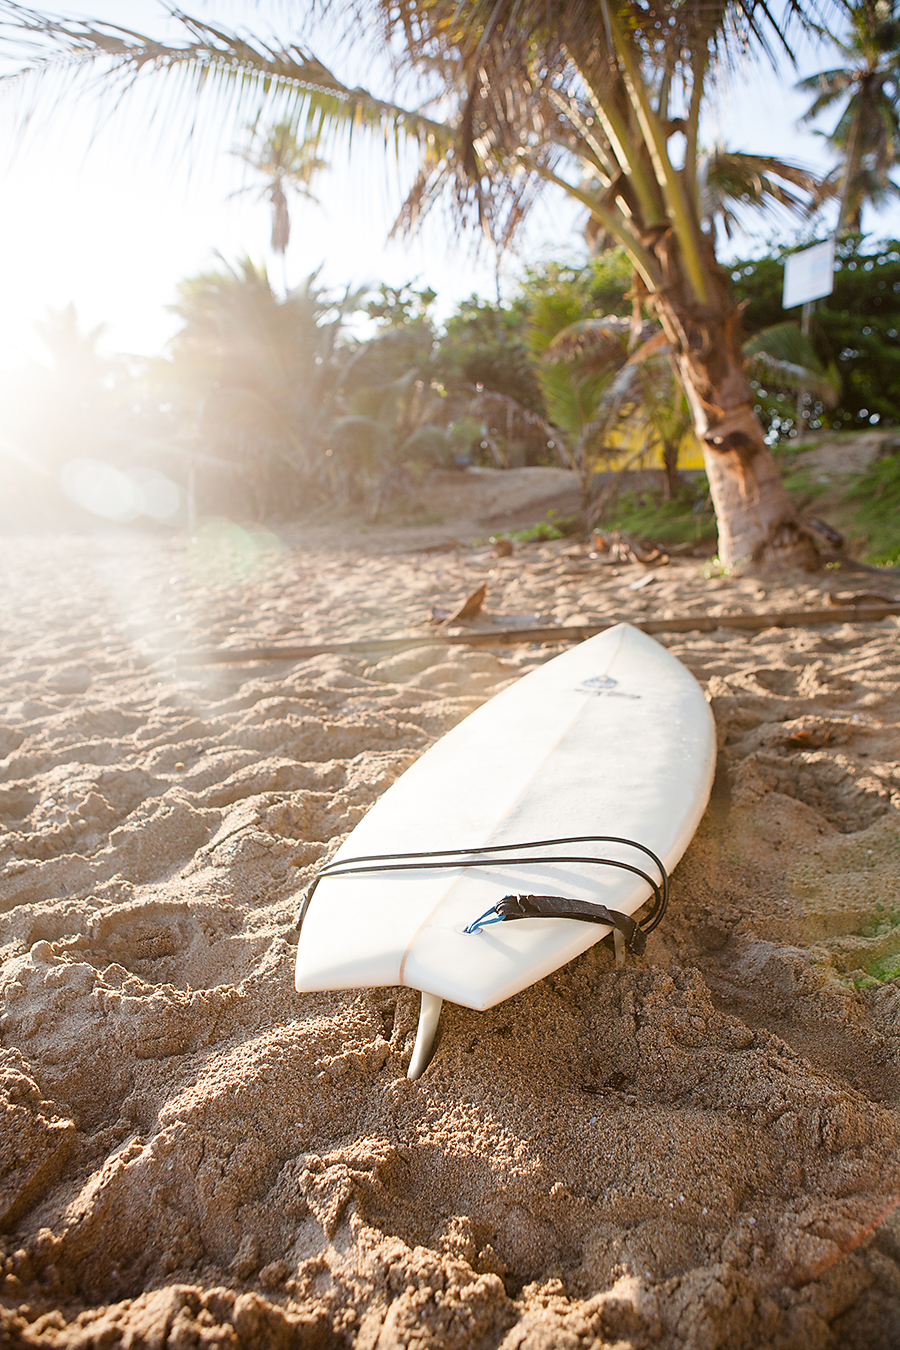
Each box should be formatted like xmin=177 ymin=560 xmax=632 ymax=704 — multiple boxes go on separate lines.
xmin=175 ymin=602 xmax=900 ymax=667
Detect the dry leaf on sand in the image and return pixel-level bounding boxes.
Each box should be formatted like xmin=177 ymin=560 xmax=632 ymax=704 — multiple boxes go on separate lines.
xmin=432 ymin=582 xmax=488 ymax=625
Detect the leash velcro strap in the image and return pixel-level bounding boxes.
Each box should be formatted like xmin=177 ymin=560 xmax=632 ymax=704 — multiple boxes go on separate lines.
xmin=496 ymin=893 xmax=647 ymax=956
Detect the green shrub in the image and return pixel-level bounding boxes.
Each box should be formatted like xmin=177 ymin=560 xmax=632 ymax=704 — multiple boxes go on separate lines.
xmin=493 ymin=509 xmax=579 ymax=544
xmin=846 ymin=450 xmax=900 ymax=564
xmin=605 ymin=476 xmax=715 ymax=546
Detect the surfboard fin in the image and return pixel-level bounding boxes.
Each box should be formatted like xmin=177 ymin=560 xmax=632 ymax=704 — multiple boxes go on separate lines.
xmin=407 ymin=992 xmax=443 ymax=1081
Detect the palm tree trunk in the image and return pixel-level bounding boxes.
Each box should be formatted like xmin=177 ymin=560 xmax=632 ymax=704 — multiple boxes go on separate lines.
xmin=661 ymin=439 xmax=680 ymax=500
xmin=646 ymin=231 xmax=817 ymax=570
xmin=836 ymin=89 xmax=865 ymax=235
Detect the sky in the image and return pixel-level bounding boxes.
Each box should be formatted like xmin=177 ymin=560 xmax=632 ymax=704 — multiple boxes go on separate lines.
xmin=0 ymin=0 xmax=897 ymax=370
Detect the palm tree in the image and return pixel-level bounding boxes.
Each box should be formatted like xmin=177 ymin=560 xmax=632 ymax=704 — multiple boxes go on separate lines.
xmin=361 ymin=1 xmax=836 ymax=570
xmin=0 ymin=0 xmax=841 ymax=567
xmin=798 ymin=0 xmax=900 ymax=232
xmin=10 ymin=303 xmax=123 ymax=473
xmin=231 ymin=120 xmax=328 ymax=288
xmin=162 ymin=256 xmax=364 ymax=516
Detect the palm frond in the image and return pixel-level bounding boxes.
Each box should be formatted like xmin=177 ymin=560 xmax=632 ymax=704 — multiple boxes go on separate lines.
xmin=0 ymin=0 xmax=843 ymax=290
xmin=797 ymin=65 xmax=857 ymax=118
xmin=700 ymin=147 xmax=826 ymax=234
xmin=0 ymin=3 xmax=448 ymax=151
xmin=744 ymin=321 xmax=841 ymax=405
xmin=542 ymin=317 xmax=632 ymax=371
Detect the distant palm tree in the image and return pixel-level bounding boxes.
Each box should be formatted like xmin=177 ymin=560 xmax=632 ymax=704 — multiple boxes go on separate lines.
xmin=163 ymin=257 xmax=362 ymax=516
xmin=231 ymin=120 xmax=328 ymax=289
xmin=9 ymin=304 xmax=127 ymax=473
xmin=34 ymin=302 xmax=107 ymax=382
xmin=798 ymin=0 xmax=900 ymax=232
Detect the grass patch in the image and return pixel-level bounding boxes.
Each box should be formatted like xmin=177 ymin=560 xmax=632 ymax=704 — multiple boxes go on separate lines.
xmin=493 ymin=509 xmax=579 ymax=544
xmin=779 ymin=466 xmax=834 ymax=500
xmin=867 ymin=951 xmax=900 ymax=982
xmin=398 ymin=509 xmax=446 ymax=527
xmin=603 ymin=476 xmax=716 ymax=547
xmin=846 ymin=451 xmax=900 ymax=564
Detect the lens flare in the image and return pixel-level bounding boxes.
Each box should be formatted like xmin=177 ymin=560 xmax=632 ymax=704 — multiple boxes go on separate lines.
xmin=184 ymin=518 xmax=285 ymax=587
xmin=59 ymin=458 xmax=181 ymax=522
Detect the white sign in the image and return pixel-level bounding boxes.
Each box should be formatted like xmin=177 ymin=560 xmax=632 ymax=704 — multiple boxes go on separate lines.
xmin=783 ymin=240 xmax=835 ymax=309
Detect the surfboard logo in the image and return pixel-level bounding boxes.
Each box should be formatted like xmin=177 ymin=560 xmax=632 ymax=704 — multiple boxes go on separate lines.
xmin=578 ymin=674 xmax=639 ymax=699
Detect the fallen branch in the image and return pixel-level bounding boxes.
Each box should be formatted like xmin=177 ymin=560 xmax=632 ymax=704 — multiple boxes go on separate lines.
xmin=174 ymin=602 xmax=900 ymax=667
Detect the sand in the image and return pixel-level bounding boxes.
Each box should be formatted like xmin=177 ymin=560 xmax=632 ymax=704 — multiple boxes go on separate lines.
xmin=2 ymin=483 xmax=900 ymax=1348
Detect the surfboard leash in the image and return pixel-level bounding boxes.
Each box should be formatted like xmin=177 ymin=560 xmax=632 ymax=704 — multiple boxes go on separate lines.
xmin=463 ymin=893 xmax=647 ymax=954
xmin=295 ymin=835 xmax=668 ymax=954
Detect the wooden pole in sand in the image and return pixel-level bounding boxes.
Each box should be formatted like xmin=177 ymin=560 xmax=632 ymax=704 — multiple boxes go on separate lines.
xmin=175 ymin=602 xmax=900 ymax=666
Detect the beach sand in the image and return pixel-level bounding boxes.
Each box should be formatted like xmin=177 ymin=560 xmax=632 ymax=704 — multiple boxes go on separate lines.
xmin=2 ymin=479 xmax=900 ymax=1348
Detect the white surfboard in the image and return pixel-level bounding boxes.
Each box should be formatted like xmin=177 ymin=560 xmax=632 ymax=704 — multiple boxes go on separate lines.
xmin=294 ymin=624 xmax=716 ymax=1075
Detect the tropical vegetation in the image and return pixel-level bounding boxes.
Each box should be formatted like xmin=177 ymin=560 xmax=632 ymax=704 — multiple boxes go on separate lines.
xmin=733 ymin=235 xmax=900 ymax=432
xmin=157 ymin=258 xmax=364 ymax=518
xmin=2 ymin=0 xmax=900 ymax=562
xmin=0 ymin=0 xmax=863 ymax=570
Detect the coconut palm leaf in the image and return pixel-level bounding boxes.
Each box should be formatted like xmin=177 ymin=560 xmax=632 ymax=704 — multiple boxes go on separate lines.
xmin=818 ymin=161 xmax=900 ymax=220
xmin=700 ymin=148 xmax=828 ymax=236
xmin=552 ymin=314 xmax=842 ymax=414
xmin=744 ymin=321 xmax=842 ymax=405
xmin=544 ymin=318 xmax=668 ymax=372
xmin=542 ymin=318 xmax=632 ymax=371
xmin=0 ymin=3 xmax=450 ymax=154
xmin=798 ymin=64 xmax=860 ymax=118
